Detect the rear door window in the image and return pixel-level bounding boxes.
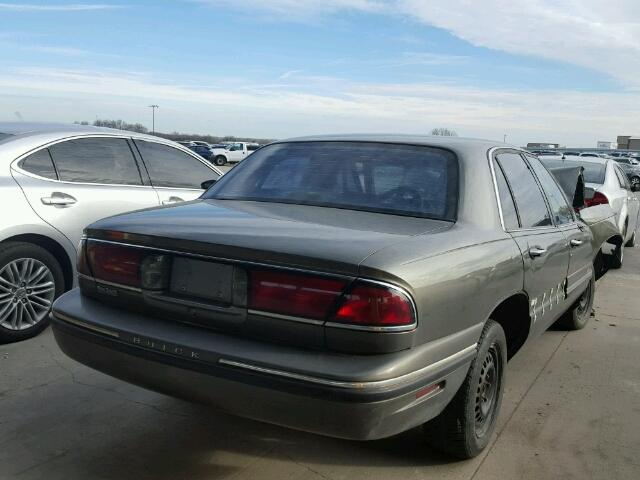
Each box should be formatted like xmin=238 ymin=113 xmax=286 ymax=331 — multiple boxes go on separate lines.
xmin=134 ymin=140 xmax=219 ymax=189
xmin=614 ymin=165 xmax=631 ymax=190
xmin=496 ymin=153 xmax=552 ymax=228
xmin=19 ymin=149 xmax=58 ymax=180
xmin=49 ymin=137 xmax=143 ymax=185
xmin=527 ymin=155 xmax=574 ymax=225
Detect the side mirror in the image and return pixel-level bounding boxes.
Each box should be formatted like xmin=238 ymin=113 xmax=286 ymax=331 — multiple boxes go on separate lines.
xmin=201 ymin=179 xmax=217 ymax=190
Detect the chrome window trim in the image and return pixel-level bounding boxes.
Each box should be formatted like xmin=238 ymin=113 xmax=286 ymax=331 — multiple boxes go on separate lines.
xmin=84 ymin=238 xmax=418 ymax=332
xmin=10 ymin=133 xmax=222 ymax=186
xmin=523 ymin=153 xmax=579 ymax=225
xmin=218 ymin=343 xmax=477 ymax=390
xmin=489 ymin=147 xmax=562 ymax=234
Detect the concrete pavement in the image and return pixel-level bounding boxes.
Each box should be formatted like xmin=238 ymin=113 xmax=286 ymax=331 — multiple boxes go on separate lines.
xmin=1 ymin=248 xmax=639 ymax=480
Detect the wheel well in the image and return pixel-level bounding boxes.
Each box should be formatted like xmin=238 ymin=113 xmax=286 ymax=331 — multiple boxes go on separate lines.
xmin=489 ymin=294 xmax=531 ymax=360
xmin=2 ymin=234 xmax=74 ymax=291
xmin=607 ymin=234 xmax=623 ymax=247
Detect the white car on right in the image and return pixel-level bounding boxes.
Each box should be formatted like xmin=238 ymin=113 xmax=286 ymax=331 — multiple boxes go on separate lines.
xmin=542 ymin=155 xmax=640 ymax=266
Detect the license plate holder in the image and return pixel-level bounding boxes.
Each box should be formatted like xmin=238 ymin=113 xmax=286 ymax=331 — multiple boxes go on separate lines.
xmin=170 ymin=257 xmax=234 ymax=304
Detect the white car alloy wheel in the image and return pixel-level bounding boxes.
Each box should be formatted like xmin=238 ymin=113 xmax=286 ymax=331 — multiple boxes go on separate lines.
xmin=0 ymin=258 xmax=56 ymax=331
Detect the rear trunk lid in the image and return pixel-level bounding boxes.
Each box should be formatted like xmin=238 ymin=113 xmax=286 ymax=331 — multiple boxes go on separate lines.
xmin=87 ymin=199 xmax=452 ymax=275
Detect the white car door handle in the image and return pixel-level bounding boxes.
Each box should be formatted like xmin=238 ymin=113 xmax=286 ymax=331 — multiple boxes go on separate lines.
xmin=529 ymin=247 xmax=547 ymax=258
xmin=162 ymin=196 xmax=184 ymax=205
xmin=570 ymin=239 xmax=583 ymax=247
xmin=41 ymin=193 xmax=77 ymax=206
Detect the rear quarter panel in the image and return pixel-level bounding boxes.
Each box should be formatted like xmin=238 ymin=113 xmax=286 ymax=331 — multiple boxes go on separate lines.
xmin=360 ymin=224 xmax=524 ymax=347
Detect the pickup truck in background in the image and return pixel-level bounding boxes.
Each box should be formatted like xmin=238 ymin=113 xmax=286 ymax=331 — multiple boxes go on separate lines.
xmin=211 ymin=142 xmax=260 ymax=166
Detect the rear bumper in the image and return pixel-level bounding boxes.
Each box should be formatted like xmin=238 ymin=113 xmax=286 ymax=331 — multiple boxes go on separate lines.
xmin=51 ymin=289 xmax=477 ymax=440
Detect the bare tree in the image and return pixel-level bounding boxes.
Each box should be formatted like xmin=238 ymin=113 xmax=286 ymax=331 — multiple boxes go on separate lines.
xmin=430 ymin=127 xmax=458 ymax=137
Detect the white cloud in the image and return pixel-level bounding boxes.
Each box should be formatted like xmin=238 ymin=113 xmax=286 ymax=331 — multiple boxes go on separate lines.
xmin=0 ymin=3 xmax=123 ymax=11
xmin=197 ymin=0 xmax=640 ymax=88
xmin=193 ymin=0 xmax=388 ymax=19
xmin=0 ymin=66 xmax=636 ymax=145
xmin=396 ymin=0 xmax=640 ymax=88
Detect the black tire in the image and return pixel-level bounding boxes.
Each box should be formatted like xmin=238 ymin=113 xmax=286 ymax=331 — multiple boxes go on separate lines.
xmin=423 ymin=320 xmax=507 ymax=459
xmin=214 ymin=155 xmax=227 ymax=166
xmin=610 ymin=242 xmax=624 ymax=269
xmin=0 ymin=242 xmax=65 ymax=343
xmin=625 ymin=231 xmax=635 ymax=248
xmin=630 ymin=176 xmax=640 ymax=191
xmin=554 ymin=273 xmax=595 ymax=330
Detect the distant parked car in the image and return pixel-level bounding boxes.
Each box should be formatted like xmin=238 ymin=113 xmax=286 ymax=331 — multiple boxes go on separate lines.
xmin=0 ymin=122 xmax=221 ymax=342
xmin=541 ymin=155 xmax=639 ymax=266
xmin=53 ymin=136 xmax=601 ymax=459
xmin=211 ymin=142 xmax=260 ymax=166
xmin=188 ymin=144 xmax=215 ymax=160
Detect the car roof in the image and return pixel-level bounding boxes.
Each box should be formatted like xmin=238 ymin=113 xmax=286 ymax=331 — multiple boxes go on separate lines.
xmin=273 ymin=134 xmax=515 ymax=158
xmin=0 ymin=121 xmax=164 ymax=143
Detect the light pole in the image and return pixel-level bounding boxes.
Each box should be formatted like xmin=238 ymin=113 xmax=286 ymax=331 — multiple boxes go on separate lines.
xmin=148 ymin=105 xmax=159 ymax=134
xmin=503 ymin=134 xmax=507 ymax=143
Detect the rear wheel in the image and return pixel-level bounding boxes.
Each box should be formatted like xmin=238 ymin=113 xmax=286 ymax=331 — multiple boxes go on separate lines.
xmin=0 ymin=242 xmax=64 ymax=343
xmin=423 ymin=320 xmax=506 ymax=459
xmin=554 ymin=273 xmax=595 ymax=330
xmin=214 ymin=155 xmax=227 ymax=166
xmin=630 ymin=176 xmax=640 ymax=191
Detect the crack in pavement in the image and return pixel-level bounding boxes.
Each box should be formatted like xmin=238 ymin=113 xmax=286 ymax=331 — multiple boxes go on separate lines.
xmin=468 ymin=331 xmax=570 ymax=480
xmin=278 ymin=451 xmax=337 ymax=480
xmin=40 ymin=344 xmax=192 ymax=419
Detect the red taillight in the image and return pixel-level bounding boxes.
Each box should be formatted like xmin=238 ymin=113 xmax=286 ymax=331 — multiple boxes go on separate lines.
xmin=249 ymin=270 xmax=347 ymax=320
xmin=86 ymin=242 xmax=145 ymax=287
xmin=584 ymin=191 xmax=609 ymax=207
xmin=333 ymin=283 xmax=415 ymax=327
xmin=77 ymin=238 xmax=91 ymax=277
xmin=249 ymin=270 xmax=416 ymax=329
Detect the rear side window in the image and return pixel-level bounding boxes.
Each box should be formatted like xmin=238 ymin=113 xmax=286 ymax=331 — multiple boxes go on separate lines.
xmin=614 ymin=165 xmax=630 ymax=190
xmin=49 ymin=137 xmax=142 ymax=185
xmin=496 ymin=153 xmax=552 ymax=229
xmin=19 ymin=149 xmax=57 ymax=180
xmin=247 ymin=144 xmax=259 ymax=151
xmin=205 ymin=141 xmax=458 ymax=220
xmin=134 ymin=140 xmax=219 ymax=189
xmin=493 ymin=160 xmax=519 ymax=230
xmin=527 ymin=156 xmax=574 ymax=225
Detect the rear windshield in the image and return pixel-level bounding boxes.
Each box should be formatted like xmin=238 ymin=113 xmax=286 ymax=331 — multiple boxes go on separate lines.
xmin=204 ymin=141 xmax=459 ymax=220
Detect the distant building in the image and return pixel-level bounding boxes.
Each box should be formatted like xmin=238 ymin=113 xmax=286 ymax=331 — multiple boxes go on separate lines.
xmin=527 ymin=142 xmax=559 ymax=148
xmin=597 ymin=141 xmax=614 ymax=149
xmin=617 ymin=135 xmax=640 ymax=150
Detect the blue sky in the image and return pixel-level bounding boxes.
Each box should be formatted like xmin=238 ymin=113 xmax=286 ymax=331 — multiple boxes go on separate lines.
xmin=1 ymin=1 xmax=639 ymax=145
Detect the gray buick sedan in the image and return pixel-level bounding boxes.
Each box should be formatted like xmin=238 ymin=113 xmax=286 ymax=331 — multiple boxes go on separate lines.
xmin=51 ymin=135 xmax=602 ymax=459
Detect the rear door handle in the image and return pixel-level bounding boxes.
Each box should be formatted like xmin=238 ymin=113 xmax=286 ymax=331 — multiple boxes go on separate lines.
xmin=529 ymin=247 xmax=547 ymax=258
xmin=162 ymin=196 xmax=184 ymax=205
xmin=41 ymin=192 xmax=77 ymax=206
xmin=570 ymin=239 xmax=583 ymax=247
